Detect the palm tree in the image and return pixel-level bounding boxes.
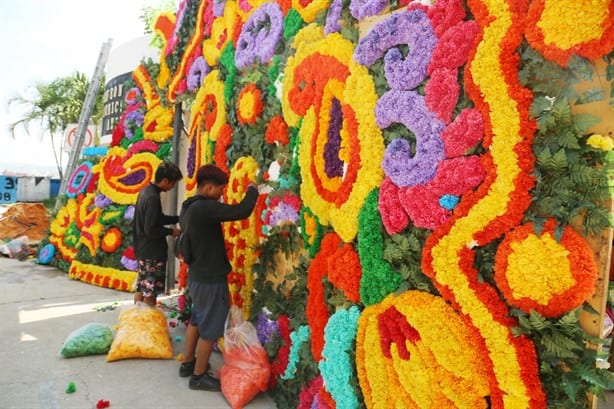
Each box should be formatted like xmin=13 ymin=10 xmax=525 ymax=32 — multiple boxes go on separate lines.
xmin=7 ymin=71 xmax=104 ymax=179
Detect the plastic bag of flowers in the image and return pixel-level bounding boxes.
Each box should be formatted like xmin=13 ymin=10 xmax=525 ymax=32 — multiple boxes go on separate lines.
xmin=59 ymin=322 xmax=114 ymax=358
xmin=220 ymin=305 xmax=271 ymax=409
xmin=106 ymin=302 xmax=173 ymax=361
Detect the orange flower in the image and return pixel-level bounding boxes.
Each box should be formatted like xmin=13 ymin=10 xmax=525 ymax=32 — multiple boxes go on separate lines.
xmin=236 ymin=83 xmax=264 ymax=125
xmin=101 ymin=227 xmax=123 ymax=253
xmin=265 ymin=115 xmax=290 ymax=145
xmin=494 ymin=219 xmax=598 ymax=317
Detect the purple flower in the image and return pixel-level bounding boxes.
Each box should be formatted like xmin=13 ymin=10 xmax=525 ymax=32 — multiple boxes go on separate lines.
xmin=256 ymin=310 xmax=279 ymax=346
xmin=354 ymin=9 xmax=436 ymax=90
xmin=94 ymin=193 xmax=112 ymax=208
xmin=124 ymin=205 xmax=135 ymax=220
xmin=125 ymin=110 xmax=145 ymax=128
xmin=378 ymin=90 xmax=445 ymax=187
xmin=349 ymin=0 xmax=389 ymax=20
xmin=213 ymin=0 xmax=226 ymax=17
xmin=187 ymin=137 xmax=196 ymax=177
xmin=125 ymin=87 xmax=141 ymax=105
xmin=121 ymin=256 xmax=138 ymax=271
xmin=269 ymin=203 xmax=300 ymax=226
xmin=187 ymin=56 xmax=210 ymax=91
xmin=235 ymin=2 xmax=283 ymax=69
xmin=324 ymin=0 xmax=343 ymax=34
xmin=118 ymin=169 xmax=147 ymax=186
xmin=324 ymin=98 xmax=344 ymax=178
xmin=166 ymin=0 xmax=189 ymax=56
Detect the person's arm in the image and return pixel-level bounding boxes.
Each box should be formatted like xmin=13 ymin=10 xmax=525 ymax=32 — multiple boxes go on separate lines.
xmin=206 ymin=186 xmax=259 ymax=222
xmin=162 ymin=214 xmax=179 ymax=225
xmin=143 ymin=196 xmax=173 ymax=238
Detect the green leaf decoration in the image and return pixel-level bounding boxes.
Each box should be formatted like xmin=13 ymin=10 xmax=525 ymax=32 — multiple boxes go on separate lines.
xmin=575 ymin=88 xmax=603 ymax=105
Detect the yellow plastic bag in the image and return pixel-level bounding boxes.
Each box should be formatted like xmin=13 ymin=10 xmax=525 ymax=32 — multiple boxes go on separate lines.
xmin=106 ymin=304 xmax=173 ymax=362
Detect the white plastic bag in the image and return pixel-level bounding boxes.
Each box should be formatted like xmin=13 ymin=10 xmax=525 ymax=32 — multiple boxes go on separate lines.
xmin=6 ymin=236 xmax=29 ymax=260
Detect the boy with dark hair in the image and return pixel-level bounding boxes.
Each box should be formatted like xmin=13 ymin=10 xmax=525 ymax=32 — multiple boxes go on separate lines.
xmin=178 ymin=164 xmax=258 ymax=391
xmin=133 ymin=161 xmax=183 ymax=307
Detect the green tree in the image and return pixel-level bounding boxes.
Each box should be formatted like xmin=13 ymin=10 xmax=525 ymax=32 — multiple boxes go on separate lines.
xmin=8 ymin=71 xmax=104 ymax=179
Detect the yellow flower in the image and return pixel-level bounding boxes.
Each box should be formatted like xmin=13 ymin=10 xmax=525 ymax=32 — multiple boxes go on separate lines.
xmin=291 ymin=0 xmax=331 ymax=23
xmin=203 ymin=0 xmax=240 ymax=66
xmin=537 ymin=0 xmax=610 ymax=49
xmin=587 ymin=134 xmax=614 ymax=151
xmin=357 ymin=291 xmax=490 ymax=408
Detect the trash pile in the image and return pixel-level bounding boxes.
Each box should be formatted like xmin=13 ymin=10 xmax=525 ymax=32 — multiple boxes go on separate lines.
xmin=0 ymin=203 xmax=50 ymax=259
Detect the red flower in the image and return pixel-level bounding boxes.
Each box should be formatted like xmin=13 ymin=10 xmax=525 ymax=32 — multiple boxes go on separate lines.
xmin=265 ymin=115 xmax=290 ymax=145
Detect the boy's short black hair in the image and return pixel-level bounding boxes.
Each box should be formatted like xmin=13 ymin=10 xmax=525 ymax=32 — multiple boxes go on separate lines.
xmin=154 ymin=161 xmax=183 ymax=183
xmin=196 ymin=164 xmax=229 ymax=187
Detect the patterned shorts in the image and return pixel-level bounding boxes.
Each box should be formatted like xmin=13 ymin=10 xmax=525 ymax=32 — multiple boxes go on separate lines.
xmin=136 ymin=259 xmax=166 ymax=297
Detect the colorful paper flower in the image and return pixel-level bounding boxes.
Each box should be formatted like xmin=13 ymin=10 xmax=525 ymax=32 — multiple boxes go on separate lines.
xmin=282 ymin=25 xmax=384 ymax=242
xmin=38 ymin=244 xmax=56 ymax=265
xmin=101 ymin=227 xmax=123 ymax=253
xmin=236 ymin=83 xmax=264 ymax=125
xmin=494 ymin=219 xmax=599 ymax=317
xmin=235 ymin=2 xmax=283 ymax=69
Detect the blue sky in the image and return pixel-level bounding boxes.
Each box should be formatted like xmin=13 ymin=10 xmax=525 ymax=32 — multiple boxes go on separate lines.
xmin=0 ymin=0 xmax=156 ymax=176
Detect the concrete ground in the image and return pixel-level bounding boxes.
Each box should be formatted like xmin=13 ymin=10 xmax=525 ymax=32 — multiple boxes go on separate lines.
xmin=0 ymin=256 xmax=276 ymax=409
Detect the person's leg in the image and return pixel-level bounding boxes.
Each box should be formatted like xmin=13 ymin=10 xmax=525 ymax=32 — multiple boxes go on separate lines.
xmin=143 ymin=295 xmax=157 ymax=307
xmin=134 ymin=260 xmax=147 ymax=304
xmin=193 ymin=338 xmax=215 ymax=376
xmin=184 ymin=324 xmax=199 ymax=363
xmin=189 ymin=337 xmax=220 ymax=391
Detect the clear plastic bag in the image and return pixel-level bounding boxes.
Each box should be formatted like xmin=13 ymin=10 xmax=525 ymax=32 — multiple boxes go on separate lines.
xmin=59 ymin=322 xmax=114 ymax=358
xmin=220 ymin=305 xmax=271 ymax=409
xmin=6 ymin=235 xmax=29 ymax=260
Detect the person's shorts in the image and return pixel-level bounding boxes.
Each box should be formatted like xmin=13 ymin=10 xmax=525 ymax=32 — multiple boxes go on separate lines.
xmin=188 ymin=277 xmax=229 ymax=340
xmin=136 ymin=259 xmax=166 ymax=297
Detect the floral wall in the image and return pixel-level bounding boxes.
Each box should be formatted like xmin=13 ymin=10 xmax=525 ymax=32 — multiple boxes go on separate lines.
xmin=41 ymin=0 xmax=614 ymax=407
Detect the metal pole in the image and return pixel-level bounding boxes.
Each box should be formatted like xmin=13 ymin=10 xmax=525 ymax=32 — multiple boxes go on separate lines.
xmin=166 ymin=102 xmax=183 ymax=293
xmin=55 ymin=40 xmax=112 ymax=211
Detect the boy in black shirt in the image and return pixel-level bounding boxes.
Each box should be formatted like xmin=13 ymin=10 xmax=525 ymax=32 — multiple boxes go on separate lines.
xmin=178 ymin=164 xmax=258 ymax=391
xmin=133 ymin=161 xmax=183 ymax=307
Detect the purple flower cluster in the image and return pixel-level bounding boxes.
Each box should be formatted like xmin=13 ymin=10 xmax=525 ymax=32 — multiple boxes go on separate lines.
xmin=255 ymin=310 xmax=279 ymax=346
xmin=268 ymin=203 xmax=300 ymax=227
xmin=378 ymin=90 xmax=444 ymax=187
xmin=234 ymin=2 xmax=283 ymax=70
xmin=354 ymin=9 xmax=436 ymax=90
xmin=118 ymin=168 xmax=147 ymax=186
xmin=349 ymin=0 xmax=389 ymax=20
xmin=187 ymin=136 xmax=197 ymax=177
xmin=324 ymin=0 xmax=343 ymax=34
xmin=121 ymin=256 xmax=138 ymax=271
xmin=324 ymin=99 xmax=344 ymax=178
xmin=166 ymin=0 xmax=189 ymax=56
xmin=124 ymin=205 xmax=135 ymax=220
xmin=187 ymin=56 xmax=210 ymax=91
xmin=213 ymin=0 xmax=226 ymax=17
xmin=94 ymin=193 xmax=113 ymax=209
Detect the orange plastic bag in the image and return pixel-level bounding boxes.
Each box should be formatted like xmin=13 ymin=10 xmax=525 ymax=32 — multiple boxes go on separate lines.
xmin=220 ymin=306 xmax=271 ymax=409
xmin=106 ymin=303 xmax=173 ymax=362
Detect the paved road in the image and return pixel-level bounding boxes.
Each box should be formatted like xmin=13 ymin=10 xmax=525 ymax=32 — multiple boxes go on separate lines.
xmin=0 ymin=256 xmax=275 ymax=409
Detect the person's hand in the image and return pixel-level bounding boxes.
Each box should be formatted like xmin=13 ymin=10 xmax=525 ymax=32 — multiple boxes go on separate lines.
xmin=171 ymin=227 xmax=181 ymax=237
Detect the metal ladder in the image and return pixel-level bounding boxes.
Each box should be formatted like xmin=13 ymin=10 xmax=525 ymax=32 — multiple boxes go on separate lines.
xmin=55 ymin=39 xmax=113 ymax=211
